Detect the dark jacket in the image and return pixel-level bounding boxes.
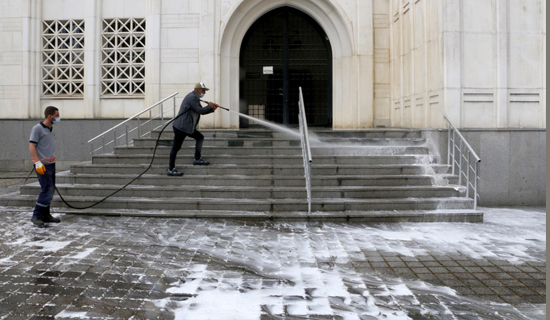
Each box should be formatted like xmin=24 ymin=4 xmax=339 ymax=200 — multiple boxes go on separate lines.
xmin=173 ymin=91 xmax=214 ymax=134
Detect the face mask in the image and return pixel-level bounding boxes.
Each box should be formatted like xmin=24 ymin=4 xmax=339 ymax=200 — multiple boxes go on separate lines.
xmin=52 ymin=116 xmax=61 ymax=124
xmin=198 ymin=92 xmax=204 ymax=98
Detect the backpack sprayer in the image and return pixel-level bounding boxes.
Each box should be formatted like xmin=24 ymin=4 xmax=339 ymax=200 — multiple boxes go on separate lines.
xmin=25 ymin=101 xmax=228 ymax=210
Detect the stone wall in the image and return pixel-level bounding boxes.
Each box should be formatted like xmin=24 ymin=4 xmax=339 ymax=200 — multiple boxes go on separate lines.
xmin=390 ymin=0 xmax=546 ymax=129
xmin=425 ymin=129 xmax=546 ymax=206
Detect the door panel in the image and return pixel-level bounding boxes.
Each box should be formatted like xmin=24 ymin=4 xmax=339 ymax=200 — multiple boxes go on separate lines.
xmin=240 ymin=7 xmax=332 ymax=127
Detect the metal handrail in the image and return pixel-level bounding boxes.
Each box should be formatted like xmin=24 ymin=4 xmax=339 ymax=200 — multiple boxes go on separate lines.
xmin=444 ymin=115 xmax=481 ymax=210
xmin=298 ymin=87 xmax=312 ymax=213
xmin=88 ymin=92 xmax=179 ymax=155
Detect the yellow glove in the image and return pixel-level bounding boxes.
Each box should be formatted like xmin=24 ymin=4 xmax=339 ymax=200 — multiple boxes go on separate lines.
xmin=34 ymin=161 xmax=46 ymax=175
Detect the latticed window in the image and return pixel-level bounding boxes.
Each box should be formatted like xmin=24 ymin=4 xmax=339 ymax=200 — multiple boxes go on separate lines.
xmin=42 ymin=20 xmax=85 ymax=97
xmin=101 ymin=18 xmax=146 ymax=96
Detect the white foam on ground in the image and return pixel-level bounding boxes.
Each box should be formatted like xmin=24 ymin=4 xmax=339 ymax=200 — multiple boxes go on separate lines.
xmin=0 ymin=208 xmax=544 ymax=319
xmin=150 ymin=207 xmax=545 ymax=319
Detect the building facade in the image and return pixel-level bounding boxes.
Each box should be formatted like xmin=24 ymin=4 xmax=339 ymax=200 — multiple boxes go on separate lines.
xmin=0 ymin=0 xmax=545 ymax=129
xmin=0 ymin=0 xmax=546 ymax=205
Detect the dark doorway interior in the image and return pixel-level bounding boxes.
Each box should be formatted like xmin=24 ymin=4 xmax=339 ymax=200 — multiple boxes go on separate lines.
xmin=240 ymin=7 xmax=332 ymax=127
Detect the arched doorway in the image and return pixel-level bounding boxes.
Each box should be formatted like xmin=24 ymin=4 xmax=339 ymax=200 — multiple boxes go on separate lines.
xmin=239 ymin=7 xmax=332 ymax=127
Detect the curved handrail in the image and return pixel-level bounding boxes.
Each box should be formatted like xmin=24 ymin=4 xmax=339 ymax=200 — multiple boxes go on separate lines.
xmin=298 ymin=87 xmax=312 ymax=213
xmin=444 ymin=115 xmax=481 ymax=210
xmin=88 ymin=92 xmax=179 ymax=155
xmin=88 ymin=92 xmax=178 ymax=143
xmin=444 ymin=115 xmax=480 ymax=162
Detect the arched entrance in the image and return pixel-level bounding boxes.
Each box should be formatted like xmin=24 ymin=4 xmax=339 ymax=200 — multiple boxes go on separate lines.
xmin=239 ymin=7 xmax=332 ymax=127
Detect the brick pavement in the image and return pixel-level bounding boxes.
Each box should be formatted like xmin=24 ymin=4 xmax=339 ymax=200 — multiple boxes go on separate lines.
xmin=0 ymin=205 xmax=546 ymax=319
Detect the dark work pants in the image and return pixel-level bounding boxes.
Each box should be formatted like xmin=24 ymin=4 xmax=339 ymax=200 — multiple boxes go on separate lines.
xmin=169 ymin=127 xmax=204 ymax=170
xmin=33 ymin=163 xmax=55 ymax=218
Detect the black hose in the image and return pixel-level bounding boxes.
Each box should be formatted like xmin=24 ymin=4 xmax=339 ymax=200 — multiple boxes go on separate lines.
xmin=55 ymin=114 xmax=179 ymax=210
xmin=45 ymin=100 xmax=225 ymax=210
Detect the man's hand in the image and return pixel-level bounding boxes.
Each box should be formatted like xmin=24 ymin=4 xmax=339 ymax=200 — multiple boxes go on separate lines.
xmin=34 ymin=161 xmax=46 ymax=175
xmin=209 ymin=102 xmax=219 ymax=111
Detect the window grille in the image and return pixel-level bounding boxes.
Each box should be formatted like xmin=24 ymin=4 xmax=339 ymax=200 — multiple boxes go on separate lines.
xmin=42 ymin=20 xmax=85 ymax=97
xmin=101 ymin=18 xmax=146 ymax=96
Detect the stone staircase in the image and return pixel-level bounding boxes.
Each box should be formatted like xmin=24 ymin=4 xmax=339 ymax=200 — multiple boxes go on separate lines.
xmin=1 ymin=129 xmax=483 ymax=222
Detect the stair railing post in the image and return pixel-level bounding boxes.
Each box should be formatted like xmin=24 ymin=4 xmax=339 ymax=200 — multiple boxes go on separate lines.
xmin=474 ymin=161 xmax=479 ymax=210
xmin=452 ymin=128 xmax=456 ymax=175
xmin=444 ymin=115 xmax=481 ymax=210
xmin=458 ymin=139 xmax=463 ymax=186
xmin=466 ymin=151 xmax=470 ymax=198
xmin=447 ymin=126 xmax=451 ymax=166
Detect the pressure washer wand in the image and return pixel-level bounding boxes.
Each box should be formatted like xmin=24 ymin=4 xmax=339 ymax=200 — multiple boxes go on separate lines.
xmin=200 ymin=100 xmax=229 ymax=111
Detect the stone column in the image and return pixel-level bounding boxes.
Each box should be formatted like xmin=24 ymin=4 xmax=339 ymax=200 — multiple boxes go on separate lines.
xmin=356 ymin=0 xmax=374 ymax=128
xmin=21 ymin=0 xmax=41 ymax=118
xmin=197 ymin=0 xmax=218 ymax=129
xmin=145 ymin=0 xmax=161 ymax=108
xmin=373 ymin=0 xmax=390 ymax=128
xmin=442 ymin=0 xmax=462 ymax=126
xmin=84 ymin=0 xmax=100 ymax=118
xmin=495 ymin=0 xmax=507 ymax=128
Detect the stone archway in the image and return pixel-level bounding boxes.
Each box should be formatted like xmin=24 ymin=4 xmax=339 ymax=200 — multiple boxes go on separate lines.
xmin=217 ymin=0 xmax=356 ymax=129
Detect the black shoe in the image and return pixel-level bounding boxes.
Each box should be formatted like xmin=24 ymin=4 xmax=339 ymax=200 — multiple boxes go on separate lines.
xmin=166 ymin=168 xmax=184 ymax=176
xmin=44 ymin=214 xmax=60 ymax=223
xmin=193 ymin=159 xmax=210 ymax=166
xmin=31 ymin=216 xmax=45 ymax=228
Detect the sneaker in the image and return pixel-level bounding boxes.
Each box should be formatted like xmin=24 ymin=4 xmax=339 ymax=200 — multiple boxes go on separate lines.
xmin=31 ymin=216 xmax=45 ymax=228
xmin=193 ymin=159 xmax=210 ymax=166
xmin=44 ymin=214 xmax=60 ymax=223
xmin=166 ymin=168 xmax=184 ymax=176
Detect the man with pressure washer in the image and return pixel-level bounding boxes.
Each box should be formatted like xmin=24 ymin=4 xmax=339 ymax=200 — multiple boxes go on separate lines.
xmin=167 ymin=82 xmax=220 ymax=176
xmin=28 ymin=106 xmax=62 ymax=228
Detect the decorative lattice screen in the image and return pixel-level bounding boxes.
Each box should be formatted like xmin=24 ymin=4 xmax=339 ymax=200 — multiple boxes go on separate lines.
xmin=101 ymin=18 xmax=146 ymax=96
xmin=42 ymin=20 xmax=85 ymax=97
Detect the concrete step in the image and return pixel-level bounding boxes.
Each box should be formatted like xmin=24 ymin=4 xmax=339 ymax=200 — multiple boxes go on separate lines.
xmin=35 ymin=207 xmax=481 ymax=223
xmin=20 ymin=184 xmax=464 ymax=199
xmin=55 ymin=173 xmax=457 ymax=187
xmin=0 ymin=205 xmax=482 ymax=223
xmin=150 ymin=129 xmax=424 ymax=140
xmin=10 ymin=127 xmax=479 ymax=217
xmin=68 ymin=163 xmax=451 ymax=176
xmin=1 ymin=194 xmax=474 ymax=212
xmin=92 ymin=154 xmax=431 ymax=166
xmin=134 ymin=137 xmax=427 ymax=148
xmin=112 ymin=145 xmax=430 ymax=156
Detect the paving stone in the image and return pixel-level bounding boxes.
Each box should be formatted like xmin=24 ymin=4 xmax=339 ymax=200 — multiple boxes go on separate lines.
xmin=522 ymin=295 xmax=546 ymax=304
xmin=508 ymin=286 xmax=537 ymax=295
xmin=456 ymin=260 xmax=478 ymax=267
xmin=499 ymin=295 xmax=527 ymax=305
xmin=0 ymin=207 xmax=544 ymax=319
xmin=436 ymin=273 xmax=459 ymax=281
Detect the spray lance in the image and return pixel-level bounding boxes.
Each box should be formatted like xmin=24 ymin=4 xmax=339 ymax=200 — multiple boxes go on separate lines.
xmin=200 ymin=100 xmax=230 ymax=111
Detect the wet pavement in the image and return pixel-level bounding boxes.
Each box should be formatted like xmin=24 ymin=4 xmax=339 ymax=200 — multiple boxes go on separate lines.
xmin=0 ymin=173 xmax=546 ymax=319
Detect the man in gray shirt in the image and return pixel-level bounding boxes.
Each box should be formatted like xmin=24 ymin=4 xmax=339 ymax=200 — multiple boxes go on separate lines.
xmin=29 ymin=106 xmax=62 ymax=227
xmin=167 ymin=82 xmax=219 ymax=176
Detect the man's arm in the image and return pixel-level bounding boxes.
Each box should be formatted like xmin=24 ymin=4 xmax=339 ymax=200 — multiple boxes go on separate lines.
xmin=189 ymin=97 xmax=216 ymax=114
xmin=29 ymin=142 xmax=39 ymax=163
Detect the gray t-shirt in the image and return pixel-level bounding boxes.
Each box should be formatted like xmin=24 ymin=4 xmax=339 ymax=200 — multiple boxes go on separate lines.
xmin=29 ymin=122 xmax=56 ymax=164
